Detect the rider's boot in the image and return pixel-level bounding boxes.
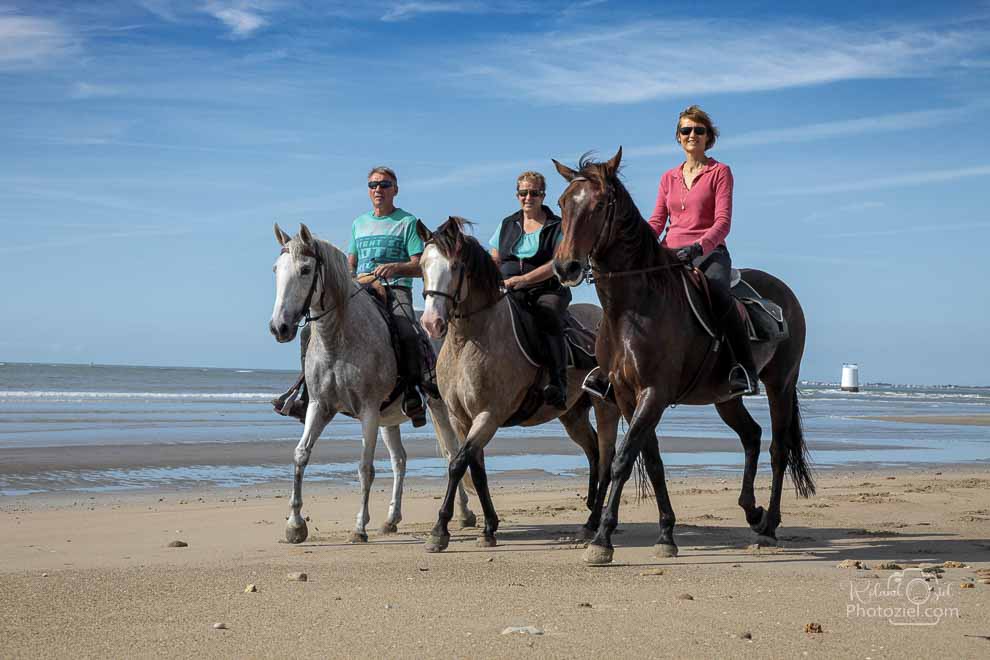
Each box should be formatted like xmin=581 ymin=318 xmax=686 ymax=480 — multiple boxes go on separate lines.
xmin=719 ymin=306 xmax=760 ymax=402
xmin=273 ymin=374 xmax=308 ymax=423
xmin=543 ymin=332 xmax=569 ymax=410
xmin=397 ymin=326 xmax=427 ymax=427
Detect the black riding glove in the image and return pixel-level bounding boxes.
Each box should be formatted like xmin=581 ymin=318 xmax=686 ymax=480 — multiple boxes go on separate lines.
xmin=675 ymin=242 xmax=703 ymax=264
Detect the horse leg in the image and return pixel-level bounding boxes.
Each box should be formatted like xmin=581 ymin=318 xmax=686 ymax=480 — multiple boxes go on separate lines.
xmin=760 ymin=378 xmax=815 ymax=544
xmin=427 ymin=398 xmax=477 ymax=528
xmin=584 ymin=389 xmax=665 ymax=565
xmin=639 ymin=434 xmax=678 ymax=558
xmin=286 ymin=403 xmax=334 ymax=543
xmin=425 ymin=416 xmax=498 ymax=553
xmin=468 ymin=448 xmax=501 ymax=547
xmin=350 ymin=412 xmax=380 ymax=543
xmin=714 ymin=398 xmax=765 ymax=530
xmin=379 ymin=425 xmax=406 ymax=535
xmin=588 ymin=398 xmax=618 ymax=541
xmin=558 ymin=400 xmax=601 ymax=537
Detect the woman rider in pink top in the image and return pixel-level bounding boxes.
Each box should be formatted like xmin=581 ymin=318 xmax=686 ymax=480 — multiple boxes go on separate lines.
xmin=647 ymin=105 xmax=757 ymax=400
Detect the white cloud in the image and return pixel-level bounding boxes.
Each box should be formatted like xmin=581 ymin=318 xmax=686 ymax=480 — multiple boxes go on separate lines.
xmin=382 ymin=2 xmax=482 ymax=22
xmin=450 ymin=19 xmax=989 ymax=104
xmin=202 ymin=1 xmax=269 ymax=37
xmin=0 ymin=15 xmax=75 ymax=69
xmin=70 ymin=82 xmax=121 ymax=99
xmin=825 ymin=221 xmax=990 ymax=239
xmin=776 ymin=165 xmax=990 ymax=196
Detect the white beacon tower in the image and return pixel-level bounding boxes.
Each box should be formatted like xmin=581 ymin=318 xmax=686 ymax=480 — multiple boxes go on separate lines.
xmin=841 ymin=363 xmax=860 ymax=392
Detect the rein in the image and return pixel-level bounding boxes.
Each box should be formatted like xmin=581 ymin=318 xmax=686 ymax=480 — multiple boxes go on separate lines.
xmin=569 ymin=177 xmax=686 ymax=283
xmin=281 ymin=245 xmax=359 ymax=326
xmin=421 ymin=243 xmax=507 ymax=320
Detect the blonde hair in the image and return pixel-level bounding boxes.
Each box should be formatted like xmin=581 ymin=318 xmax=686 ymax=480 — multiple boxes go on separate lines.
xmin=516 ymin=171 xmax=546 ymax=192
xmin=677 ymin=105 xmax=719 ymax=150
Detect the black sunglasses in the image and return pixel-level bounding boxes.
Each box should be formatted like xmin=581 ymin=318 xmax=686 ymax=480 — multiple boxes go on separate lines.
xmin=517 ymin=189 xmax=545 ymax=198
xmin=678 ymin=125 xmax=708 ymax=136
xmin=368 ymin=180 xmax=395 ymax=189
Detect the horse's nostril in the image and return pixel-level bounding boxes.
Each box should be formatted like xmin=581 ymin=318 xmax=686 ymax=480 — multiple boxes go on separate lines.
xmin=563 ymin=261 xmax=582 ymax=280
xmin=278 ymin=323 xmax=289 ymax=337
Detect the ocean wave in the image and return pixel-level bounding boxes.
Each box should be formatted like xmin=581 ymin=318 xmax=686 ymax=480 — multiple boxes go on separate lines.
xmin=803 ymin=389 xmax=989 ymax=401
xmin=0 ymin=391 xmax=275 ymax=401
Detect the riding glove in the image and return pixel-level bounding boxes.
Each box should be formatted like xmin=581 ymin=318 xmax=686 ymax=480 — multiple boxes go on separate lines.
xmin=675 ymin=242 xmax=703 ymax=264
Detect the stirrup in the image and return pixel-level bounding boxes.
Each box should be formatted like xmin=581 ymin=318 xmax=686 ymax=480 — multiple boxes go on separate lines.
xmin=720 ymin=364 xmax=759 ymax=402
xmin=581 ymin=367 xmax=612 ymax=401
xmin=402 ymin=390 xmax=427 ymax=427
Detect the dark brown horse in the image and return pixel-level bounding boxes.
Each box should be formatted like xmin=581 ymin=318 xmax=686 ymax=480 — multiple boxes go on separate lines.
xmin=551 ymin=148 xmax=815 ymax=565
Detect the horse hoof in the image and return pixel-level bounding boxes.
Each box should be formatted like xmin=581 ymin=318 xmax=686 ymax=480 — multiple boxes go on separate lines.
xmin=582 ymin=544 xmax=614 ymax=565
xmin=749 ymin=507 xmax=770 ymax=534
xmin=754 ymin=534 xmax=778 ymax=547
xmin=476 ymin=536 xmax=497 ymax=548
xmin=424 ymin=535 xmax=450 ymax=553
xmin=457 ymin=513 xmax=478 ymax=529
xmin=347 ymin=531 xmax=369 ymax=544
xmin=653 ymin=543 xmax=679 ymax=559
xmin=285 ymin=521 xmax=309 ymax=544
xmin=379 ymin=522 xmax=399 ymax=535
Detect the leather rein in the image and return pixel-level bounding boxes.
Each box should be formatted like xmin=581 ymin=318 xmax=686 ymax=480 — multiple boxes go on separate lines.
xmin=280 ymin=245 xmax=360 ymax=326
xmin=570 ymin=176 xmax=686 ymax=282
xmin=421 ymin=244 xmax=507 ymax=320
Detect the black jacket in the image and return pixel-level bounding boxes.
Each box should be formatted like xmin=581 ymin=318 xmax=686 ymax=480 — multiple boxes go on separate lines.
xmin=495 ymin=207 xmax=566 ymax=293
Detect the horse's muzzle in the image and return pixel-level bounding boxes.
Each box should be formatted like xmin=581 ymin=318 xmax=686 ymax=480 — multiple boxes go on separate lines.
xmin=421 ymin=316 xmax=447 ymax=340
xmin=270 ymin=319 xmax=299 ymax=343
xmin=553 ymin=258 xmax=586 ymax=287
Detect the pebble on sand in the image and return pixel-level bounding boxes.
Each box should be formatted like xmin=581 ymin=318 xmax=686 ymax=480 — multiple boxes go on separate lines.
xmin=941 ymin=560 xmax=968 ymax=568
xmin=577 ymin=602 xmax=593 ymax=608
xmin=836 ymin=559 xmax=868 ymax=569
xmin=501 ymin=626 xmax=544 ymax=636
xmin=875 ymin=561 xmax=902 ymax=570
xmin=287 ymin=572 xmax=308 ymax=582
xmin=41 ymin=573 xmax=48 ymax=578
xmin=244 ymin=584 xmax=258 ymax=593
xmin=960 ymin=582 xmax=975 ymax=589
xmin=213 ymin=623 xmax=228 ymax=630
xmin=676 ymin=593 xmax=694 ymax=601
xmin=167 ymin=540 xmax=188 ymax=548
xmin=805 ymin=623 xmax=824 ymax=634
xmin=640 ymin=569 xmax=665 ymax=576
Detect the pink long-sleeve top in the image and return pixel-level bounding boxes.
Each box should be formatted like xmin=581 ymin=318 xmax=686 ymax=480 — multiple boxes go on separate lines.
xmin=647 ymin=159 xmax=733 ymax=255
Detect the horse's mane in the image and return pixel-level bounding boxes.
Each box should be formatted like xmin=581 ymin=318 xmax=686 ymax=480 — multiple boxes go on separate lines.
xmin=289 ymin=233 xmax=352 ymax=316
xmin=431 ymin=216 xmax=503 ymax=301
xmin=575 ymin=154 xmax=676 ymax=288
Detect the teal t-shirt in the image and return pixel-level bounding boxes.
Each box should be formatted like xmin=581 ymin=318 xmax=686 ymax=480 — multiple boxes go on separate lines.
xmin=489 ymin=223 xmax=562 ymax=259
xmin=347 ymin=208 xmax=423 ymax=288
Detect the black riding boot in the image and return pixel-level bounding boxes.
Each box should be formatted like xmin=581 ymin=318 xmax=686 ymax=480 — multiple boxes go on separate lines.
xmin=720 ymin=306 xmax=760 ymax=401
xmin=396 ymin=325 xmax=427 ymax=427
xmin=543 ymin=332 xmax=568 ymax=410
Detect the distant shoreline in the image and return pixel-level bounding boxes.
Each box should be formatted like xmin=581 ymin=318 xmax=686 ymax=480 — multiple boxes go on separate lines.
xmin=855 ymin=414 xmax=990 ymax=426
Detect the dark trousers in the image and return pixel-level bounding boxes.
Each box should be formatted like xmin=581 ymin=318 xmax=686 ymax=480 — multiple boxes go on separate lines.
xmin=692 ymin=244 xmax=733 ymax=320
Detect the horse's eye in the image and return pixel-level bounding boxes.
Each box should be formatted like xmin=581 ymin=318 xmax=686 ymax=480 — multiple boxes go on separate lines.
xmin=272 ymin=265 xmax=277 ymax=273
xmin=300 ymin=266 xmax=312 ymax=276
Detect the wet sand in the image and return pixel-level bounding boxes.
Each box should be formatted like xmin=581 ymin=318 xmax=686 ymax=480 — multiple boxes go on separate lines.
xmin=0 ymin=435 xmax=918 ymax=476
xmin=856 ymin=414 xmax=990 ymax=426
xmin=2 ymin=466 xmax=989 ymax=658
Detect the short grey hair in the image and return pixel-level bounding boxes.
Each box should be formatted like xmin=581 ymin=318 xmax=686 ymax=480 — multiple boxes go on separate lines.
xmin=367 ymin=166 xmax=398 ymax=183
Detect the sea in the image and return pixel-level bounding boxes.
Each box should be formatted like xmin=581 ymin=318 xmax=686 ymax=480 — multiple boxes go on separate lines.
xmin=1 ymin=362 xmax=988 ymax=496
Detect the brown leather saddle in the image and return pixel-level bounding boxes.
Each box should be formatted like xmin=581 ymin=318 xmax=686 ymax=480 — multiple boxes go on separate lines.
xmin=682 ymin=268 xmax=788 ymax=343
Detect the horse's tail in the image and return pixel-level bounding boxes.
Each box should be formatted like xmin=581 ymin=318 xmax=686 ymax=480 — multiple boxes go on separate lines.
xmin=787 ymin=390 xmax=816 ymax=498
xmin=633 ymin=454 xmax=653 ymax=502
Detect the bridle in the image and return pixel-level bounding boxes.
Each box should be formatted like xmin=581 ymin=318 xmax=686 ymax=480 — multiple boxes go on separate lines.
xmin=280 ymin=245 xmax=358 ymax=326
xmin=565 ymin=176 xmax=685 ymax=283
xmin=421 ymin=243 xmax=506 ymax=320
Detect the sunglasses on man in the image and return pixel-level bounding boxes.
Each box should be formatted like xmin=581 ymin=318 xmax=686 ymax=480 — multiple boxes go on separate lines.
xmin=517 ymin=189 xmax=545 ymax=198
xmin=678 ymin=126 xmax=708 ymax=136
xmin=368 ymin=180 xmax=395 ymax=189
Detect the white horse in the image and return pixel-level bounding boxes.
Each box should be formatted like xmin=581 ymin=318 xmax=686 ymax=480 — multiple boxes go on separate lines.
xmin=269 ymin=223 xmax=476 ymax=543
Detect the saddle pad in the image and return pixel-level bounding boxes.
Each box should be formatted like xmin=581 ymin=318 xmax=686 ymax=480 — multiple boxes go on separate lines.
xmin=683 ymin=270 xmax=789 ymax=343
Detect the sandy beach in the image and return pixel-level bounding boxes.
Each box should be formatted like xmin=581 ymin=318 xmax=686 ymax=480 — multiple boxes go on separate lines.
xmin=2 ymin=465 xmax=989 ymax=658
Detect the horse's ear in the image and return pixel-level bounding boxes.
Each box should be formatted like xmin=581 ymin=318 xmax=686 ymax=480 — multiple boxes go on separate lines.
xmin=553 ymin=158 xmax=578 ymax=182
xmin=298 ymin=223 xmax=314 ymax=247
xmin=274 ymin=222 xmax=291 ymax=246
xmin=604 ymin=147 xmax=623 ymax=177
xmin=416 ymin=219 xmax=433 ymax=243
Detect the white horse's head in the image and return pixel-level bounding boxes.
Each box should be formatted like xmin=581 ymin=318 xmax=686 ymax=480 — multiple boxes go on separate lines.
xmin=419 ymin=240 xmax=456 ymax=339
xmin=270 ymin=223 xmax=352 ymax=343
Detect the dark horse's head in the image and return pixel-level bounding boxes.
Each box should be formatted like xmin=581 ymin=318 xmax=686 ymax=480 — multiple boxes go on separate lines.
xmin=417 ymin=216 xmax=502 ymax=338
xmin=551 ymin=147 xmax=623 ymax=286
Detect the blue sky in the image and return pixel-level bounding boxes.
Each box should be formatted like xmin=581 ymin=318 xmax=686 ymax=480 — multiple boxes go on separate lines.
xmin=2 ymin=0 xmax=989 ymax=385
